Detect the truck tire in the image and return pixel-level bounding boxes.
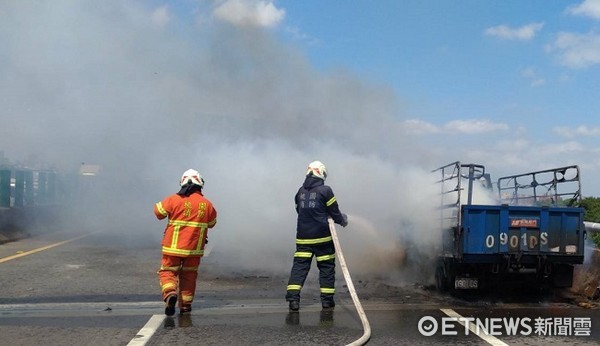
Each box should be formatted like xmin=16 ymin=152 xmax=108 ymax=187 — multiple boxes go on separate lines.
xmin=552 ymin=264 xmax=574 ymax=288
xmin=435 ymin=261 xmax=449 ymax=292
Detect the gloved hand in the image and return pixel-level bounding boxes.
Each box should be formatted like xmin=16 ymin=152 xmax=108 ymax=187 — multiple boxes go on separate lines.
xmin=340 ymin=213 xmax=348 ymax=227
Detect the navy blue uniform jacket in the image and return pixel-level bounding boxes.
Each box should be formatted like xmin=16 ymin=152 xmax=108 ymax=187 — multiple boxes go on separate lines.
xmin=295 ymin=175 xmax=345 ymax=242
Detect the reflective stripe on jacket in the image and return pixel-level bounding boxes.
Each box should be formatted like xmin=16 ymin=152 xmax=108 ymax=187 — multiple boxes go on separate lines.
xmin=154 ymin=192 xmax=217 ymax=257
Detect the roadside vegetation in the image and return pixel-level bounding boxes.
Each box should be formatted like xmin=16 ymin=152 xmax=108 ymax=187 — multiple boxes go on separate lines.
xmin=581 ymin=197 xmax=600 ymax=247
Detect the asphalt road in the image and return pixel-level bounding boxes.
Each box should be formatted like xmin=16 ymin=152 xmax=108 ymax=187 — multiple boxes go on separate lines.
xmin=0 ymin=229 xmax=599 ymax=345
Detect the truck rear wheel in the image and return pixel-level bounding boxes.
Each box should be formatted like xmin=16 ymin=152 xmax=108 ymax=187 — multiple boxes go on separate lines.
xmin=435 ymin=261 xmax=450 ymax=292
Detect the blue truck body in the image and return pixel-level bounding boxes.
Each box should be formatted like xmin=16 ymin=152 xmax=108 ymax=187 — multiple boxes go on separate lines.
xmin=433 ymin=162 xmax=585 ymax=291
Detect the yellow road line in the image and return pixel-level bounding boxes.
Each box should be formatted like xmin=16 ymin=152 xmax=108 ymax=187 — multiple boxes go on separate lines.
xmin=0 ymin=232 xmax=99 ymax=264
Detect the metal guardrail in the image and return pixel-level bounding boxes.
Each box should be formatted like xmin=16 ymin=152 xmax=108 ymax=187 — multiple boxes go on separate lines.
xmin=0 ymin=168 xmax=63 ymax=208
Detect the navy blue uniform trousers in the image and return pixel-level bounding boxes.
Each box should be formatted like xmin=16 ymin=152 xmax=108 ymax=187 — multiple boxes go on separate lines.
xmin=286 ymin=241 xmax=336 ymax=303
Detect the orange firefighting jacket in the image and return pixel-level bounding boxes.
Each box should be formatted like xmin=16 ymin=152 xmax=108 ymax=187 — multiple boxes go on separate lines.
xmin=154 ymin=191 xmax=217 ymax=257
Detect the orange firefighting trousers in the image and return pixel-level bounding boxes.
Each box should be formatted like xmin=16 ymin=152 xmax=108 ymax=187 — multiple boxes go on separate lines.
xmin=158 ymin=255 xmax=201 ymax=308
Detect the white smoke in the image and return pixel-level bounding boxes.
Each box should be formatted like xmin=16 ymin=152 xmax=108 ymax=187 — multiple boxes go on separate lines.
xmin=0 ymin=1 xmax=445 ymax=285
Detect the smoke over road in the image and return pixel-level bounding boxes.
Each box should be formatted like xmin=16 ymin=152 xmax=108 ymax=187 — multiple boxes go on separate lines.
xmin=0 ymin=1 xmax=442 ymax=284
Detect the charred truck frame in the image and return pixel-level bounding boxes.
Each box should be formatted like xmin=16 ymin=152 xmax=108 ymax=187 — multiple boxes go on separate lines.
xmin=433 ymin=162 xmax=585 ymax=291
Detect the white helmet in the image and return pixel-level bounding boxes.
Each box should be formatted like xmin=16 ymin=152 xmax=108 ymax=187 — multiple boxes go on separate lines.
xmin=180 ymin=169 xmax=204 ymax=187
xmin=306 ymin=161 xmax=327 ymax=180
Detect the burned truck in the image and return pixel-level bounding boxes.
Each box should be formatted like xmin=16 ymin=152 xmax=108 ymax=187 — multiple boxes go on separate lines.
xmin=432 ymin=162 xmax=585 ymax=291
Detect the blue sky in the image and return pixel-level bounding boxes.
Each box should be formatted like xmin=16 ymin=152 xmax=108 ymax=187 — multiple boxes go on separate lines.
xmin=279 ymin=1 xmax=598 ymax=129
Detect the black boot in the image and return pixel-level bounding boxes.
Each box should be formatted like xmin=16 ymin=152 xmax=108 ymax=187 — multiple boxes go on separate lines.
xmin=321 ymin=300 xmax=335 ymax=309
xmin=165 ymin=294 xmax=177 ymax=316
xmin=180 ymin=304 xmax=192 ymax=315
xmin=289 ymin=300 xmax=300 ymax=311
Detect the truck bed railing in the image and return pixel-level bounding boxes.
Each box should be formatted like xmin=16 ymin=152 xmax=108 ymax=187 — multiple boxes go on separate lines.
xmin=497 ymin=165 xmax=581 ymax=207
xmin=432 ymin=162 xmax=462 ymax=230
xmin=432 ymin=162 xmax=488 ymax=231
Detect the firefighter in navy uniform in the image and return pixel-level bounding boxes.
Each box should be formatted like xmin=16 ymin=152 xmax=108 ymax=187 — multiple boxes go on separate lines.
xmin=286 ymin=161 xmax=348 ymax=311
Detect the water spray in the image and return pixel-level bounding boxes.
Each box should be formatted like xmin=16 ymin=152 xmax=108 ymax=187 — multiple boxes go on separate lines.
xmin=328 ymin=218 xmax=371 ymax=345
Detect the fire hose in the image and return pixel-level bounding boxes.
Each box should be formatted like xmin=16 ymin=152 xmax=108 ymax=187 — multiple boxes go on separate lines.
xmin=328 ymin=218 xmax=371 ymax=346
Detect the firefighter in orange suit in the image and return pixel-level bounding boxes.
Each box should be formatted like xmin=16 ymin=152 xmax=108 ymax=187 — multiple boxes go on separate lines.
xmin=154 ymin=169 xmax=217 ymax=316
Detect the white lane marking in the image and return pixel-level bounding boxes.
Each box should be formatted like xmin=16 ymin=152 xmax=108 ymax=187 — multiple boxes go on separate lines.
xmin=440 ymin=308 xmax=509 ymax=346
xmin=127 ymin=314 xmax=166 ymax=346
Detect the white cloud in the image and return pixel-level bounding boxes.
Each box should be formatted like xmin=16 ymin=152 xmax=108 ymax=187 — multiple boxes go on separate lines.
xmin=399 ymin=119 xmax=440 ymax=134
xmin=520 ymin=67 xmax=546 ymax=87
xmin=554 ymin=125 xmax=600 ymax=138
xmin=400 ymin=119 xmax=510 ymax=135
xmin=484 ymin=22 xmax=544 ymax=41
xmin=548 ymin=32 xmax=600 ymax=68
xmin=558 ymin=73 xmax=572 ymax=83
xmin=151 ymin=5 xmax=170 ymax=27
xmin=195 ymin=12 xmax=208 ymax=27
xmin=537 ymin=141 xmax=585 ymax=156
xmin=494 ymin=138 xmax=531 ymax=151
xmin=285 ymin=26 xmax=320 ymax=46
xmin=444 ymin=119 xmax=509 ymax=134
xmin=567 ymin=0 xmax=600 ymax=19
xmin=213 ymin=0 xmax=285 ymax=28
xmin=530 ymin=78 xmax=546 ymax=87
